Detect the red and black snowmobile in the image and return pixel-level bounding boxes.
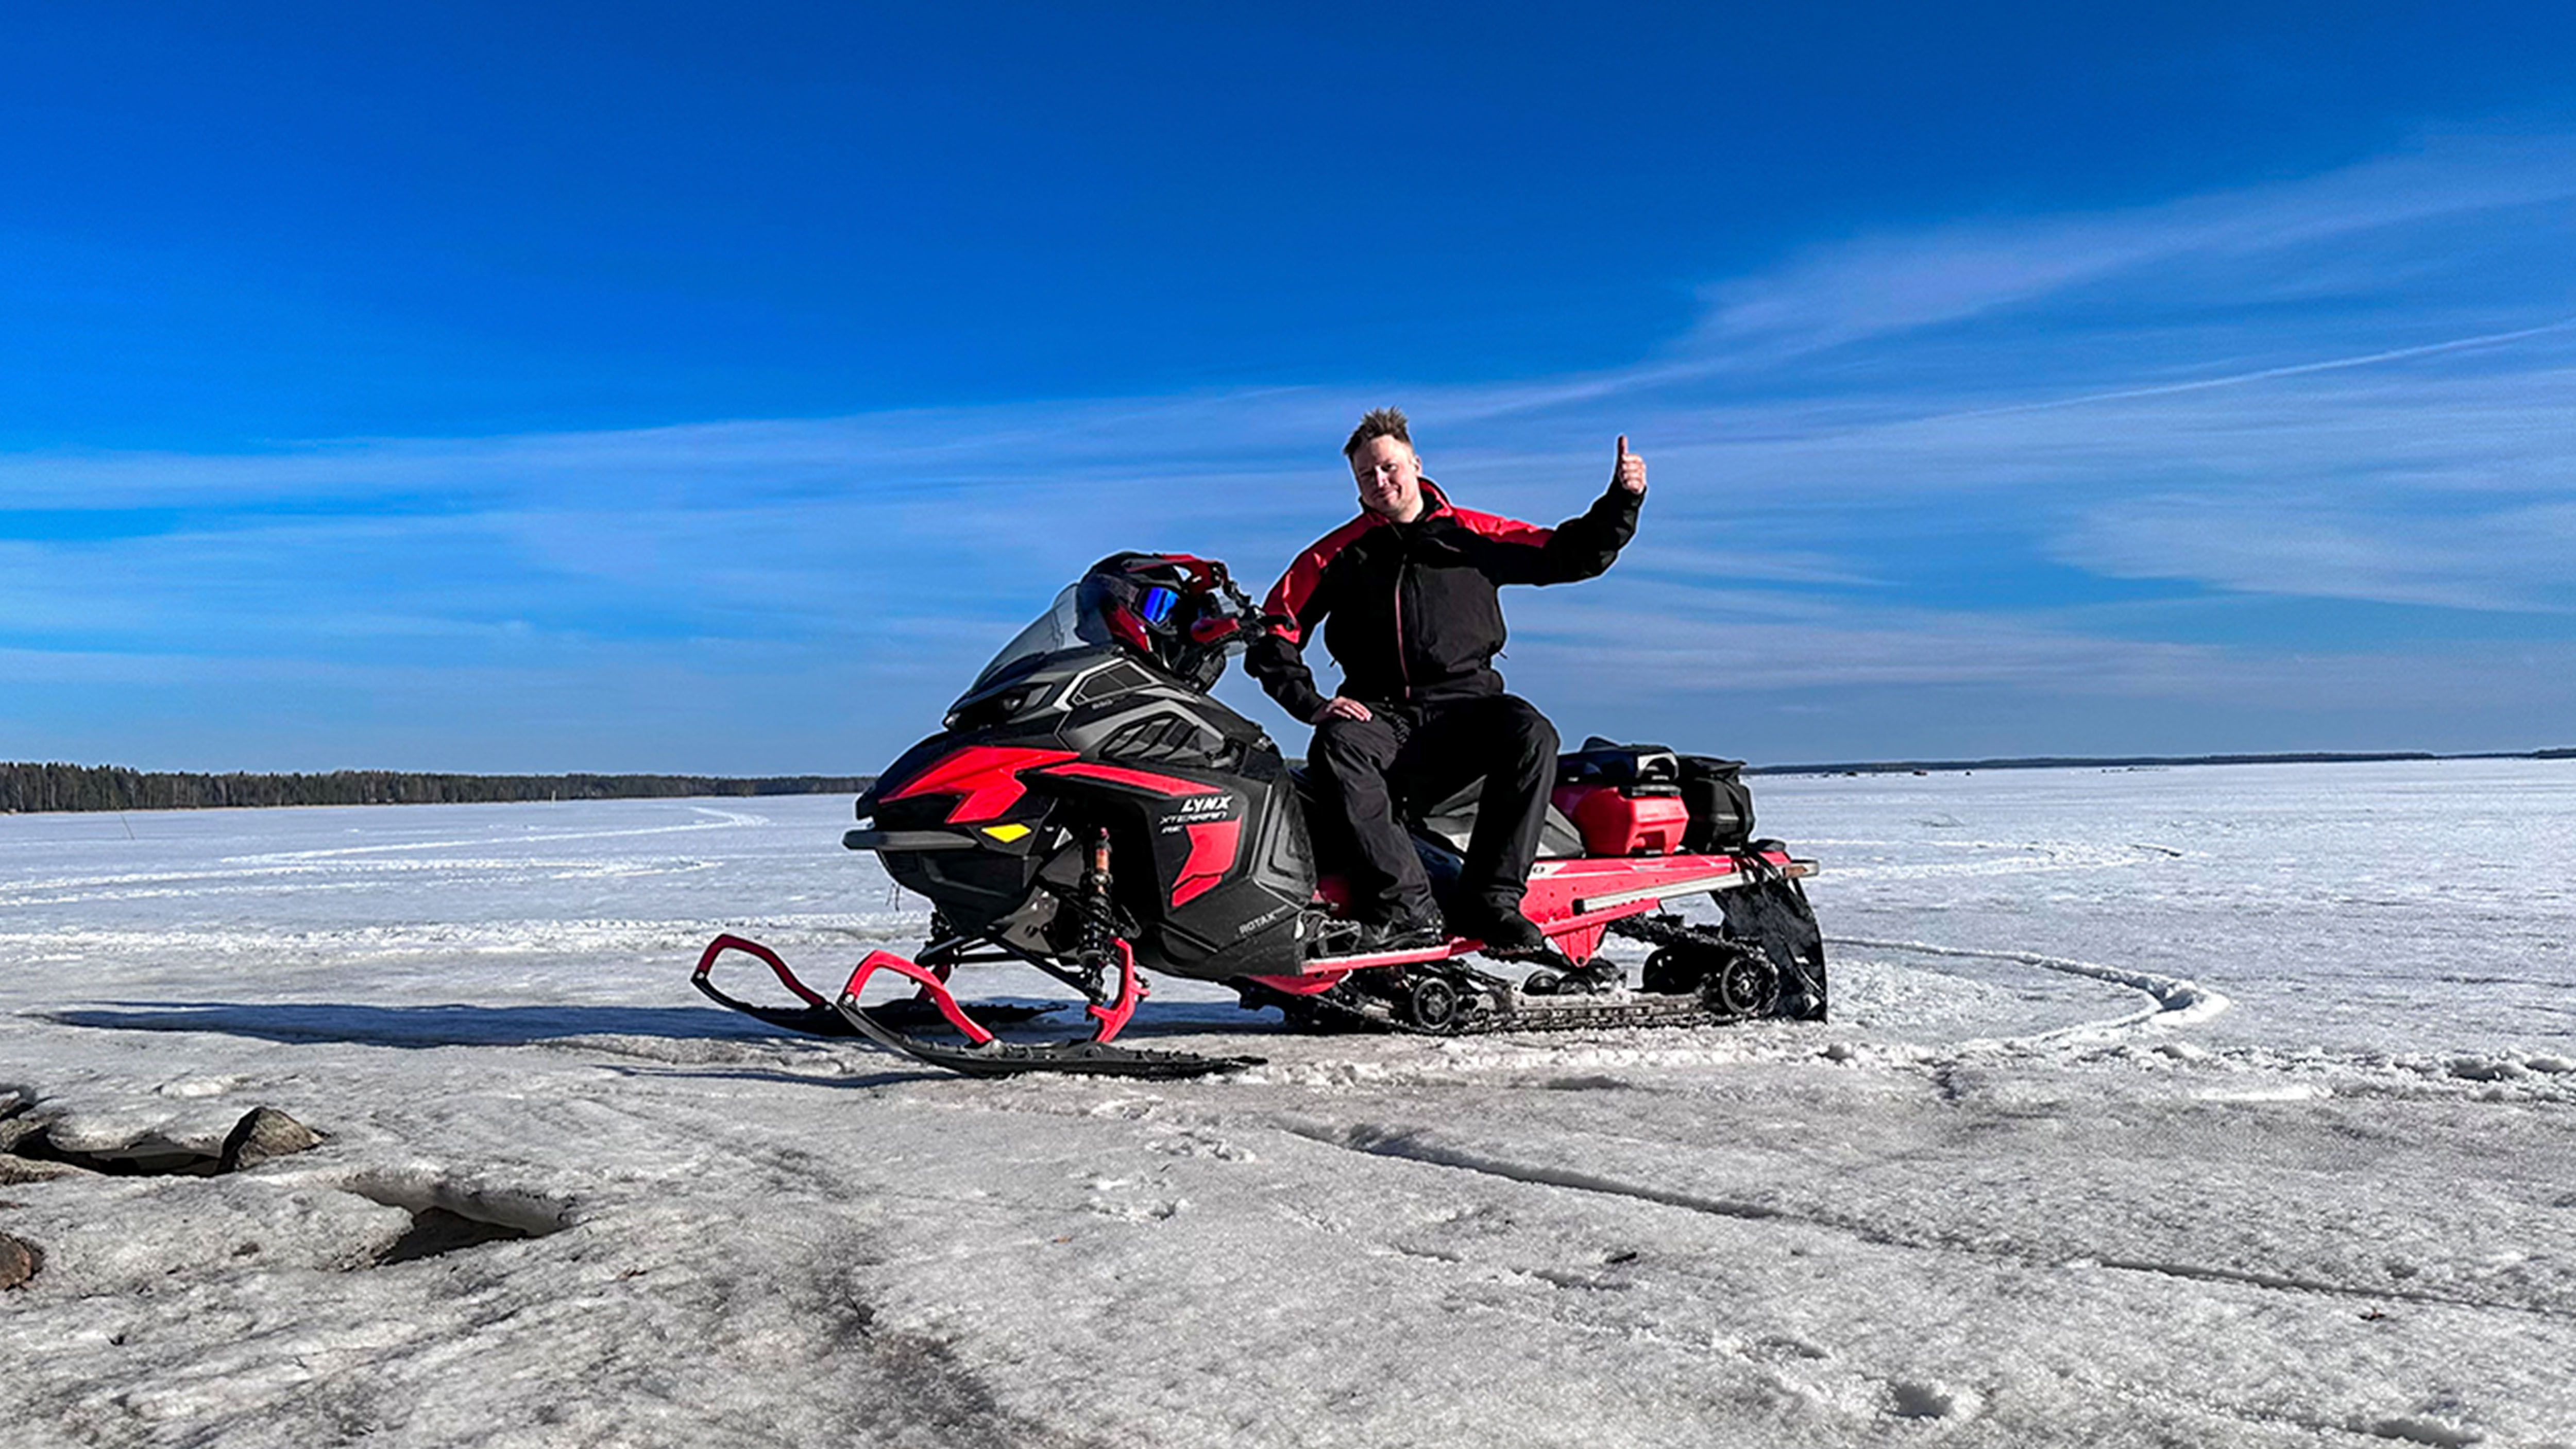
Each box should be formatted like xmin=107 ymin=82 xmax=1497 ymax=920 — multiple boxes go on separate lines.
xmin=692 ymin=552 xmax=1826 ymax=1079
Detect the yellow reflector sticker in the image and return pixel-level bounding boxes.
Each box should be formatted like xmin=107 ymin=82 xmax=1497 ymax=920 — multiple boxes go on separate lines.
xmin=981 ymin=823 xmax=1032 ymax=843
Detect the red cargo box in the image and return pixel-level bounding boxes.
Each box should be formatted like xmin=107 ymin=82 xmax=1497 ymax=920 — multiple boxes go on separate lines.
xmin=1552 ymin=783 xmax=1689 ymax=857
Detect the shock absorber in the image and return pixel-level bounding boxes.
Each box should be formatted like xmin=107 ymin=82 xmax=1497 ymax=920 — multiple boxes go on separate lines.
xmin=1075 ymin=826 xmax=1117 ymax=996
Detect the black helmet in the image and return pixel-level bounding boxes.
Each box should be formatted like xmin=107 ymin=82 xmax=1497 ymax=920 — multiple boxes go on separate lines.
xmin=1075 ymin=553 xmax=1243 ymax=688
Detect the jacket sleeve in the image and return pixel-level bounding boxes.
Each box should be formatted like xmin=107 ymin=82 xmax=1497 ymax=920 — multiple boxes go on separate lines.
xmin=1243 ymin=554 xmax=1335 ymax=724
xmin=1464 ymin=483 xmax=1642 ymax=586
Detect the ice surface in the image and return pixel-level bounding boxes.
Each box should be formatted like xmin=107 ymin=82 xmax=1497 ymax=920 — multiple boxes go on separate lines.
xmin=3 ymin=760 xmax=2573 ymax=1446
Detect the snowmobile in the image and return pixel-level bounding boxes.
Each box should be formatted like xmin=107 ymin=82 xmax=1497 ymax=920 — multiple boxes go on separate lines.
xmin=692 ymin=552 xmax=1826 ymax=1079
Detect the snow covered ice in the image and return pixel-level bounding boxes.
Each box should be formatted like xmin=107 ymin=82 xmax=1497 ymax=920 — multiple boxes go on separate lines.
xmin=4 ymin=758 xmax=2573 ymax=1447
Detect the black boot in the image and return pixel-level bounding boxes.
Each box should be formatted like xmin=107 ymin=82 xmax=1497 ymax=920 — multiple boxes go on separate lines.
xmin=1459 ymin=900 xmax=1547 ymax=959
xmin=1354 ymin=906 xmax=1449 ymax=954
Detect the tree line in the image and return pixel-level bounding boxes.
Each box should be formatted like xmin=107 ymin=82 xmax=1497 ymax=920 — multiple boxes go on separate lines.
xmin=1 ymin=762 xmax=871 ymax=814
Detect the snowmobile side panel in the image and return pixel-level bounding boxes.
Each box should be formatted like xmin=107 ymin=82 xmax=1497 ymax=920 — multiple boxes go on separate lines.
xmin=1021 ymin=722 xmax=1312 ymax=982
xmin=882 ymin=745 xmax=1080 ymax=824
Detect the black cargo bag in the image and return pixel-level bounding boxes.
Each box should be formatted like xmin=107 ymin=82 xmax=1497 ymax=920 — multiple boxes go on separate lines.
xmin=1557 ymin=737 xmax=1681 ymax=792
xmin=1679 ymin=755 xmax=1754 ymax=853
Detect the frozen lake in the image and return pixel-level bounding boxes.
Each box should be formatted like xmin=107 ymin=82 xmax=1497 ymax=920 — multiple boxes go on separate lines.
xmin=5 ymin=759 xmax=2573 ymax=1446
xmin=1785 ymin=757 xmax=2576 ymax=1060
xmin=8 ymin=756 xmax=2568 ymax=1059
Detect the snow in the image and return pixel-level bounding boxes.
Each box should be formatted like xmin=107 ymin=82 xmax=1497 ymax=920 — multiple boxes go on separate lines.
xmin=4 ymin=758 xmax=2574 ymax=1446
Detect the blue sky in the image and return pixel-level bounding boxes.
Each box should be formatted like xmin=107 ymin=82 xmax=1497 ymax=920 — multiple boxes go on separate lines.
xmin=4 ymin=3 xmax=2573 ymax=772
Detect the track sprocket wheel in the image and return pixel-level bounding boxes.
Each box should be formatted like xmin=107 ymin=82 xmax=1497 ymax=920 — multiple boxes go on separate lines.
xmin=1403 ymin=974 xmax=1466 ymax=1032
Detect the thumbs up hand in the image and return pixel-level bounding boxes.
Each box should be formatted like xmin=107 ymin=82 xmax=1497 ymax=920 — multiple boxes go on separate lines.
xmin=1611 ymin=435 xmax=1647 ymax=496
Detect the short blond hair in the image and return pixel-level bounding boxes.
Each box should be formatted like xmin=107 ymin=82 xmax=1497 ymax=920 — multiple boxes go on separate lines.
xmin=1342 ymin=406 xmax=1412 ymax=458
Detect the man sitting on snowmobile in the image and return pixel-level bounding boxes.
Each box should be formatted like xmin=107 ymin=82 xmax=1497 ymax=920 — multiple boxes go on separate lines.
xmin=1246 ymin=406 xmax=1647 ymax=957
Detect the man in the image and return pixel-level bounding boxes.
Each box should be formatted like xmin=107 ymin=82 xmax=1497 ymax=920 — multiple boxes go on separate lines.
xmin=1246 ymin=407 xmax=1647 ymax=956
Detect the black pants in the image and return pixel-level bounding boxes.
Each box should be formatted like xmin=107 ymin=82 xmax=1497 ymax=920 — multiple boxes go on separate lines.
xmin=1309 ymin=692 xmax=1560 ymax=923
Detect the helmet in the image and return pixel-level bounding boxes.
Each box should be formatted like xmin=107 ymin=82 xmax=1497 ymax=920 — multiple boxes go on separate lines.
xmin=1075 ymin=553 xmax=1242 ymax=688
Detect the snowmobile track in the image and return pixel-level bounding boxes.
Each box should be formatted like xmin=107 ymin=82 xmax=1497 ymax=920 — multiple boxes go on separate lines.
xmin=1275 ymin=1116 xmax=2576 ymax=1323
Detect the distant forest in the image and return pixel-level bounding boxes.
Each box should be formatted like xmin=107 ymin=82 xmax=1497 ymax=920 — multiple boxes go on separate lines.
xmin=1750 ymin=748 xmax=2575 ymax=776
xmin=1 ymin=762 xmax=870 ymax=814
xmin=8 ymin=747 xmax=2566 ymax=815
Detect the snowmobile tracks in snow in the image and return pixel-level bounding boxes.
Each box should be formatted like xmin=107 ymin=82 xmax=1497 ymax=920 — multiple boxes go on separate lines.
xmin=1828 ymin=935 xmax=2228 ymax=1040
xmin=1287 ymin=1118 xmax=2576 ymax=1326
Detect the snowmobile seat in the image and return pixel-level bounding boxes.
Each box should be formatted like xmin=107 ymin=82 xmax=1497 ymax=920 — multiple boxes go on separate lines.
xmin=1409 ymin=778 xmax=1586 ymax=860
xmin=1286 ymin=763 xmax=1584 ymax=862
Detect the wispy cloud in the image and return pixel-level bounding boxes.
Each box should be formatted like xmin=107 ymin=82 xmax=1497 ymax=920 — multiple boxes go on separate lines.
xmin=2057 ymin=495 xmax=2576 ymax=613
xmin=1685 ymin=133 xmax=2576 ymax=361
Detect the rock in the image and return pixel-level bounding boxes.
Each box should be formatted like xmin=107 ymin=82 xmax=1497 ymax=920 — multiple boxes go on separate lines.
xmin=218 ymin=1107 xmax=324 ymax=1173
xmin=0 ymin=1232 xmax=38 ymax=1290
xmin=0 ymin=1156 xmax=92 ymax=1186
xmin=0 ymin=1111 xmax=89 ymax=1181
xmin=0 ymin=1113 xmax=41 ymax=1154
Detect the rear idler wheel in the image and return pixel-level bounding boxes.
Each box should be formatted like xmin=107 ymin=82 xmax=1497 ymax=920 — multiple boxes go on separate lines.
xmin=1706 ymin=952 xmax=1780 ymax=1017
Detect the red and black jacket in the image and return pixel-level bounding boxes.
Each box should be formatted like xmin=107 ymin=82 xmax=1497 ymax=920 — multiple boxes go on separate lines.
xmin=1247 ymin=478 xmax=1641 ymax=722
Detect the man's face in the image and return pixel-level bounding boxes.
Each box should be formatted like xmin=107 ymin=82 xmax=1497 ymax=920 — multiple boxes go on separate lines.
xmin=1349 ymin=435 xmax=1426 ymax=522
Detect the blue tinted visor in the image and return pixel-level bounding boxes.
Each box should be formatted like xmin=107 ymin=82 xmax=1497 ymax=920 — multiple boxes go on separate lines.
xmin=1138 ymin=586 xmax=1177 ymax=627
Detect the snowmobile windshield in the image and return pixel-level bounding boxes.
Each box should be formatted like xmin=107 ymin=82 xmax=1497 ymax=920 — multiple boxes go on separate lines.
xmin=963 ymin=585 xmax=1086 ymax=695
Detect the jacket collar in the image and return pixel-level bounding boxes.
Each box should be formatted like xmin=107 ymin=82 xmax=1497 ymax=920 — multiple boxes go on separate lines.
xmin=1350 ymin=477 xmax=1453 ymax=533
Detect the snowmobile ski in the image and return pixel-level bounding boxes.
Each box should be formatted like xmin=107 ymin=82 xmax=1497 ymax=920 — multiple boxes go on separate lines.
xmin=827 ymin=942 xmax=1265 ymax=1080
xmin=692 ymin=932 xmax=1051 ymax=1039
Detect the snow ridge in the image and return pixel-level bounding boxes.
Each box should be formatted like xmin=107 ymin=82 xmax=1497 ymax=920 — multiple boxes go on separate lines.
xmin=1830 ymin=934 xmax=2231 ymax=1040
